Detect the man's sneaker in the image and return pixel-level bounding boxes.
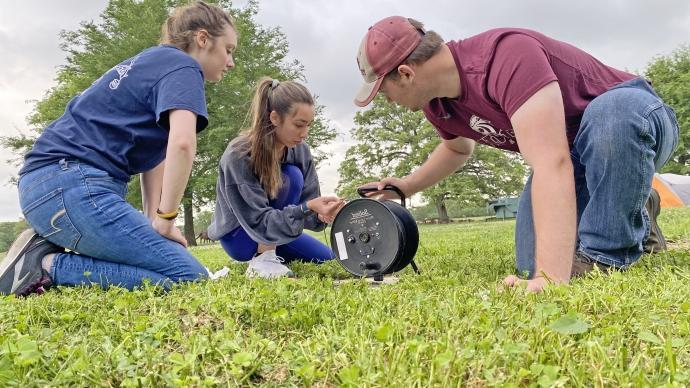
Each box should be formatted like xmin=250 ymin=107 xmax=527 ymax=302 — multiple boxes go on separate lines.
xmin=571 ymin=251 xmax=612 ymax=278
xmin=245 ymin=250 xmax=295 ymax=279
xmin=644 ymin=187 xmax=667 ymax=253
xmin=0 ymin=229 xmax=60 ymax=296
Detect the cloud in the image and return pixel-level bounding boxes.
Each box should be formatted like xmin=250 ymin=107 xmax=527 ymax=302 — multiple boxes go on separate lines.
xmin=239 ymin=0 xmax=690 ymax=195
xmin=1 ymin=0 xmax=688 ymax=220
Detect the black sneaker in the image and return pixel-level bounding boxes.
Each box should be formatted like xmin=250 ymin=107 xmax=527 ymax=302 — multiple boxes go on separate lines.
xmin=0 ymin=229 xmax=61 ymax=297
xmin=644 ymin=187 xmax=667 ymax=253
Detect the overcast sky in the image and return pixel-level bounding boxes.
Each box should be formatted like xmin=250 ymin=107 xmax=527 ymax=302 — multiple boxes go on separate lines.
xmin=1 ymin=0 xmax=689 ymax=221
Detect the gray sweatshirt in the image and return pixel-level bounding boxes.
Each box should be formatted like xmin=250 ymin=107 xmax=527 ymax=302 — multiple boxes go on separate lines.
xmin=207 ymin=140 xmax=326 ymax=245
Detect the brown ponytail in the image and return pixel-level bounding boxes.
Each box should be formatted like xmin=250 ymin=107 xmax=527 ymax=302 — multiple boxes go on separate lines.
xmin=235 ymin=78 xmax=314 ymax=198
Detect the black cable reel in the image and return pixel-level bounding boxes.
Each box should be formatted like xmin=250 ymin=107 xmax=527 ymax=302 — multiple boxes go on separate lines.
xmin=330 ymin=184 xmax=420 ymax=281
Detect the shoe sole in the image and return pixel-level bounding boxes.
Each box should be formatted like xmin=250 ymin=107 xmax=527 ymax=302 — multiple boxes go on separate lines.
xmin=0 ymin=228 xmax=38 ymax=282
xmin=245 ymin=269 xmax=296 ymax=279
xmin=645 ymin=188 xmax=667 ymax=252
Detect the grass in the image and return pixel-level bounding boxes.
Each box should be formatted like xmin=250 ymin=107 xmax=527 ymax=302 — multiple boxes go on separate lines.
xmin=1 ymin=208 xmax=689 ymax=386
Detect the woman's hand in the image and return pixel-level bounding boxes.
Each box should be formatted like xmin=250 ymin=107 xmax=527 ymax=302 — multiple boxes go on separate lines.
xmin=307 ymin=196 xmax=345 ymax=223
xmin=152 ymin=217 xmax=188 ymax=247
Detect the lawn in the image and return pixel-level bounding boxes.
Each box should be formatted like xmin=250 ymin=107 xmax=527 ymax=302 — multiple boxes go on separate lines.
xmin=1 ymin=208 xmax=689 ymax=386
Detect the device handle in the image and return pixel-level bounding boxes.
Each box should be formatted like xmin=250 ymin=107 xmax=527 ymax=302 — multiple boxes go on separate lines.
xmin=357 ymin=184 xmax=407 ymax=208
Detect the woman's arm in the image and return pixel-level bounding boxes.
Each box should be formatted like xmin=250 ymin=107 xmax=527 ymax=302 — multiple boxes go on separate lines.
xmin=141 ymin=160 xmax=165 ymax=220
xmin=151 ymin=109 xmax=198 ymax=246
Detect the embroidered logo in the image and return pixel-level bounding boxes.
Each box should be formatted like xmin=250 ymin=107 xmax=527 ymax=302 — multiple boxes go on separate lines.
xmin=109 ymin=54 xmax=140 ymax=90
xmin=469 ymin=115 xmax=515 ymax=147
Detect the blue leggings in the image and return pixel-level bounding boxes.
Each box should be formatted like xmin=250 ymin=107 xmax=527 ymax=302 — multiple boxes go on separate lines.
xmin=219 ymin=164 xmax=334 ymax=263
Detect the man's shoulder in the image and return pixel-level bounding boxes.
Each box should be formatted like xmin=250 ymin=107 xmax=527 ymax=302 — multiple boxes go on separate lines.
xmin=457 ymin=28 xmax=545 ymax=52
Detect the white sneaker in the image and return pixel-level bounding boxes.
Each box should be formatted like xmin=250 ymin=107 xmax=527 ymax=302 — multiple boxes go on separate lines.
xmin=245 ymin=250 xmax=295 ymax=279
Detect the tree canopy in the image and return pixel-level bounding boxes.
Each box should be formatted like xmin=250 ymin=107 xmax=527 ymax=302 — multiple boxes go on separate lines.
xmin=337 ymin=95 xmax=527 ymax=221
xmin=1 ymin=0 xmax=336 ymax=243
xmin=645 ymin=45 xmax=690 ymax=175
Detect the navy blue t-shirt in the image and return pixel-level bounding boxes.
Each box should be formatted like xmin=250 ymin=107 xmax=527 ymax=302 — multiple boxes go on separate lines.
xmin=20 ymin=45 xmax=209 ymax=182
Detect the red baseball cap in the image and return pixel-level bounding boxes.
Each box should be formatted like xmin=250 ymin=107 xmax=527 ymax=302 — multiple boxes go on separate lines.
xmin=354 ymin=16 xmax=422 ymax=107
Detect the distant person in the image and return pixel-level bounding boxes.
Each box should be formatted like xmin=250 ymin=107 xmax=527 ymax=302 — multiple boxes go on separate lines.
xmin=207 ymin=78 xmax=343 ymax=278
xmin=353 ymin=17 xmax=679 ymax=292
xmin=1 ymin=1 xmax=237 ymax=296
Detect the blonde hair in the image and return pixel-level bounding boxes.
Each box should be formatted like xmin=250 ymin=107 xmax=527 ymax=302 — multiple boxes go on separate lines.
xmin=235 ymin=78 xmax=314 ymax=199
xmin=160 ymin=1 xmax=235 ymax=52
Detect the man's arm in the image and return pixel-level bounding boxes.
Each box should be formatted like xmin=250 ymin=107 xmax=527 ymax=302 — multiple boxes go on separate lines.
xmin=405 ymin=136 xmax=475 ymax=193
xmin=509 ymin=81 xmax=576 ymax=287
xmin=373 ymin=136 xmax=475 ymax=197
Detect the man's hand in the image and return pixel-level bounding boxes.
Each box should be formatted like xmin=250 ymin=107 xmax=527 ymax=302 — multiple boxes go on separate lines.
xmin=502 ymin=273 xmax=569 ymax=293
xmin=358 ymin=177 xmax=413 ymax=200
xmin=152 ymin=217 xmax=188 ymax=247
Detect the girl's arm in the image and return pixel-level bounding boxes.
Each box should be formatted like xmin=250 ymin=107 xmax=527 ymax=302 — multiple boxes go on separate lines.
xmin=141 ymin=160 xmax=165 ymax=220
xmin=151 ymin=109 xmax=198 ymax=246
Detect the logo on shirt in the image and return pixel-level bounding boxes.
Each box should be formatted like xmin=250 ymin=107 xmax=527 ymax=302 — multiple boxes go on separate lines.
xmin=469 ymin=115 xmax=515 ymax=147
xmin=109 ymin=54 xmax=140 ymax=90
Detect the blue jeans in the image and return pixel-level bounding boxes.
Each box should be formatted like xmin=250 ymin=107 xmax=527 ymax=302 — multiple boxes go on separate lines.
xmin=516 ymin=77 xmax=679 ymax=277
xmin=219 ymin=164 xmax=334 ymax=263
xmin=18 ymin=159 xmax=208 ymax=290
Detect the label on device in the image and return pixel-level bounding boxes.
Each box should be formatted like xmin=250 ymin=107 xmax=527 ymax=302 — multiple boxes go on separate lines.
xmin=334 ymin=232 xmax=348 ymax=261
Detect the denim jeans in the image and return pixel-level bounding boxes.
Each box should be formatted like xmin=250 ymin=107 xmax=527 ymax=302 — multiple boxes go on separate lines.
xmin=219 ymin=164 xmax=334 ymax=263
xmin=516 ymin=77 xmax=679 ymax=277
xmin=18 ymin=159 xmax=208 ymax=290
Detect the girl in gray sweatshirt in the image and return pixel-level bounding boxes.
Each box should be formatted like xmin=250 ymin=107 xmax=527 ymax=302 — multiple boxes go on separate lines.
xmin=208 ymin=78 xmax=344 ymax=278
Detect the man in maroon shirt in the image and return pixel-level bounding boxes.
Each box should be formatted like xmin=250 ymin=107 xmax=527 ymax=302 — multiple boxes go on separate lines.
xmin=354 ymin=16 xmax=679 ymax=292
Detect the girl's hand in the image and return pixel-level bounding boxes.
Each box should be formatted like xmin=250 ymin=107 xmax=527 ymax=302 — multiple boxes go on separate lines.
xmin=308 ymin=196 xmax=345 ymax=223
xmin=152 ymin=217 xmax=188 ymax=247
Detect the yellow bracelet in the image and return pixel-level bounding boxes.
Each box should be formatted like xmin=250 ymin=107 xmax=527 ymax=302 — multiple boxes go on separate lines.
xmin=156 ymin=208 xmax=178 ymax=220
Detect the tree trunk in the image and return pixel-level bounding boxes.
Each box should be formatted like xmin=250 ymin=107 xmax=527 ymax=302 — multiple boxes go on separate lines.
xmin=434 ymin=195 xmax=450 ymax=224
xmin=182 ymin=187 xmax=196 ymax=246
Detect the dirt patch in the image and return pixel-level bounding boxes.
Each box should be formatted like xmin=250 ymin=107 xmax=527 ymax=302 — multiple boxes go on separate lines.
xmin=667 ymin=238 xmax=690 ymax=251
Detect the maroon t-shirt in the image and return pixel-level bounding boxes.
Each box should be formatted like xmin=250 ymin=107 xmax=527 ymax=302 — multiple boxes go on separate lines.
xmin=423 ymin=28 xmax=636 ymax=152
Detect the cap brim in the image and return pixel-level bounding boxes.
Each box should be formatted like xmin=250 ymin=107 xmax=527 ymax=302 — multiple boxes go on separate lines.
xmin=354 ymin=76 xmax=384 ymax=107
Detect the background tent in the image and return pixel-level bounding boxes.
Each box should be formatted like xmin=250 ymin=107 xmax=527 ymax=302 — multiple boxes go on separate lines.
xmin=652 ymin=173 xmax=690 ymax=208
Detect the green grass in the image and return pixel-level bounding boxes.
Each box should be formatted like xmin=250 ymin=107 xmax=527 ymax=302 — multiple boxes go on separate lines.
xmin=1 ymin=208 xmax=690 ymax=386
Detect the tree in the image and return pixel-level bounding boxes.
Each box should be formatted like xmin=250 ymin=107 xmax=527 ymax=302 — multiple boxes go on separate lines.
xmin=0 ymin=219 xmax=28 ymax=253
xmin=645 ymin=45 xmax=690 ymax=175
xmin=1 ymin=0 xmax=336 ymax=245
xmin=337 ymin=95 xmax=527 ymax=222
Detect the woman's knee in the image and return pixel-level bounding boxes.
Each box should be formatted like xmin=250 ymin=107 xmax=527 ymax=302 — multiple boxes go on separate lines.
xmin=173 ymin=258 xmax=209 ymax=282
xmin=220 ymin=233 xmax=256 ymax=262
xmin=281 ymin=164 xmax=304 ymax=189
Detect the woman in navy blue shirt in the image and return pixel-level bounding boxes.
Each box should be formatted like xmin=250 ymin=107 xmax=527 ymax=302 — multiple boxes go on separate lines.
xmin=0 ymin=1 xmax=237 ymax=296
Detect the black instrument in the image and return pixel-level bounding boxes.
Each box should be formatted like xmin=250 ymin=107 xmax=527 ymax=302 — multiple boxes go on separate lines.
xmin=330 ymin=185 xmax=419 ymax=281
